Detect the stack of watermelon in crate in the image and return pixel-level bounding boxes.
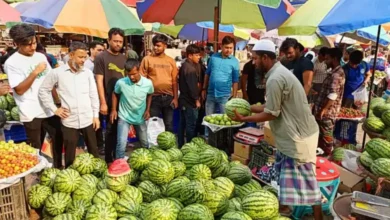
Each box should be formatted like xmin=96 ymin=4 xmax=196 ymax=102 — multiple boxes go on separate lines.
xmin=27 ymin=131 xmax=288 ymax=220
xmin=363 ymin=97 xmax=390 ymax=138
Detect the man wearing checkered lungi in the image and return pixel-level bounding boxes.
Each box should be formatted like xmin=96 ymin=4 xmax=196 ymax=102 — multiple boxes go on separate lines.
xmin=233 ymin=39 xmax=323 ymax=220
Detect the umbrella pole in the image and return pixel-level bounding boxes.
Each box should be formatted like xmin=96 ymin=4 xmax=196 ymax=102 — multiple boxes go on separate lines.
xmin=338 ymin=33 xmax=345 ymax=45
xmin=362 ymin=25 xmax=382 ymax=148
xmin=213 ymin=0 xmax=220 ymax=51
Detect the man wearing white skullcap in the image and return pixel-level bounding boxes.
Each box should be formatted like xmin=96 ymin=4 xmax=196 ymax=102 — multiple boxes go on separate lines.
xmin=233 ymin=40 xmax=323 ymax=219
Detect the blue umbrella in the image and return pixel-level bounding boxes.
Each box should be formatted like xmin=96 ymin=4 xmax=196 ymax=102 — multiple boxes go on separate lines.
xmin=345 ymin=26 xmax=390 ymax=46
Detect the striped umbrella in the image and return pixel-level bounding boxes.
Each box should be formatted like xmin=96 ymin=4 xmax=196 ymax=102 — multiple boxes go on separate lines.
xmin=136 ymin=0 xmax=295 ymax=31
xmin=20 ymin=0 xmax=145 ymax=38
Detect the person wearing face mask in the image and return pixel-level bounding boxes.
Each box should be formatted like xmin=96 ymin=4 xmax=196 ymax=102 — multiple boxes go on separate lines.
xmin=39 ymin=41 xmax=100 ymax=168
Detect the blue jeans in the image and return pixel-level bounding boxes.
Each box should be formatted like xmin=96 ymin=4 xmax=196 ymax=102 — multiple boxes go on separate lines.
xmin=178 ymin=106 xmax=199 ymax=147
xmin=116 ymin=118 xmax=148 ymax=159
xmin=205 ymin=95 xmax=230 ymax=136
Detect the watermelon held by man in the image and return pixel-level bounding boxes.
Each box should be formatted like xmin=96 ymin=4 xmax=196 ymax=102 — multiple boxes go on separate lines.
xmin=225 ymin=98 xmax=251 ymax=119
xmin=0 ymin=96 xmax=8 ymax=110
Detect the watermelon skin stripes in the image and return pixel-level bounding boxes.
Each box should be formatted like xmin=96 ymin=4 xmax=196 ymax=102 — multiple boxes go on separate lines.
xmin=242 ymin=190 xmax=279 ymax=220
xmin=365 ymin=138 xmax=390 ymax=160
xmin=157 ymin=131 xmax=177 ymax=150
xmin=85 ymin=203 xmax=117 ymax=220
xmin=225 ymin=98 xmax=251 ymax=119
xmin=54 ymin=169 xmax=82 ymax=193
xmin=28 ymin=184 xmax=52 ymax=209
xmin=364 ymin=117 xmax=386 ymax=133
xmin=177 ymin=204 xmax=214 ymax=220
xmin=360 ymin=152 xmax=374 ymax=168
xmin=45 ymin=192 xmax=72 ymax=216
xmin=221 ymin=211 xmax=252 ymax=220
xmin=371 ymin=158 xmax=390 ymax=178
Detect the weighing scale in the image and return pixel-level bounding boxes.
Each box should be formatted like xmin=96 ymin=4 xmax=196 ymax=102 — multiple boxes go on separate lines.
xmin=235 ymin=127 xmax=263 ymax=144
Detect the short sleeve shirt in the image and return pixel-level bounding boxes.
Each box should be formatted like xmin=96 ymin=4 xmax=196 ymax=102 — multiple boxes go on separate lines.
xmin=114 ymin=76 xmax=154 ymax=125
xmin=242 ymin=60 xmax=266 ymax=104
xmin=283 ymin=56 xmax=314 ymax=86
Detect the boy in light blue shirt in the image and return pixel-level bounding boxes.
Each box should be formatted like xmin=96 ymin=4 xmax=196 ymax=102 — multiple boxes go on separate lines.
xmin=110 ymin=59 xmax=154 ymax=159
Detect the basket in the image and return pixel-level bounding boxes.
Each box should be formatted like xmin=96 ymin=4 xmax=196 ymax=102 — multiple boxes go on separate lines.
xmin=0 ymin=179 xmax=29 ymax=220
xmin=3 ymin=124 xmax=27 ymax=143
xmin=362 ymin=124 xmax=386 ymax=139
xmin=248 ymin=142 xmax=275 ymax=170
xmin=207 ymin=127 xmax=238 ymax=155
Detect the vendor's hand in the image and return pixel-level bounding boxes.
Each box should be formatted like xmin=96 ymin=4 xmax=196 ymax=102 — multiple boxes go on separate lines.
xmin=196 ymin=100 xmax=201 ymax=109
xmin=55 ymin=107 xmax=70 ymax=119
xmin=110 ymin=110 xmax=117 ymax=124
xmin=0 ymin=84 xmax=10 ymax=96
xmin=232 ymin=109 xmax=245 ymax=122
xmin=33 ymin=62 xmax=47 ymax=75
xmin=318 ymin=109 xmax=326 ymax=120
xmin=93 ymin=117 xmax=100 ymax=131
xmin=171 ymin=98 xmax=178 ymax=109
xmin=363 ymin=80 xmax=369 ymax=87
xmin=143 ymin=111 xmax=150 ymax=120
xmin=100 ymin=103 xmax=108 ymax=115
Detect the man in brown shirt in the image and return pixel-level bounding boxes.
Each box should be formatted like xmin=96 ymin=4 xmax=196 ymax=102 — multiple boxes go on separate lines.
xmin=140 ymin=34 xmax=178 ymax=132
xmin=94 ymin=28 xmax=127 ymax=163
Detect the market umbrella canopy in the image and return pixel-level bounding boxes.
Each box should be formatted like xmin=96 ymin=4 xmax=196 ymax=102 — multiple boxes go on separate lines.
xmin=0 ymin=0 xmax=21 ymax=24
xmin=278 ymin=0 xmax=390 ymax=36
xmin=136 ymin=0 xmax=295 ymax=30
xmin=344 ymin=26 xmax=390 ymax=47
xmin=21 ymin=0 xmax=145 ymax=38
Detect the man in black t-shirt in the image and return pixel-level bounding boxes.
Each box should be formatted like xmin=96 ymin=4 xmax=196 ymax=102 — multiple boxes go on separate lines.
xmin=280 ymin=38 xmax=314 ymax=96
xmin=241 ymin=56 xmax=266 ymax=104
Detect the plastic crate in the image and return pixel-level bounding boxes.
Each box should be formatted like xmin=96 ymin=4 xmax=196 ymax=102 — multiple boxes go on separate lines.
xmin=248 ymin=142 xmax=275 ymax=170
xmin=207 ymin=127 xmax=237 ymax=155
xmin=0 ymin=179 xmax=29 ymax=220
xmin=4 ymin=124 xmax=27 ymax=143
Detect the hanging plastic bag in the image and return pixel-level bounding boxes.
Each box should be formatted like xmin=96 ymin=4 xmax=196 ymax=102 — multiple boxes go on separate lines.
xmin=352 ymin=85 xmax=368 ymax=108
xmin=146 ymin=117 xmax=165 ymax=146
xmin=128 ymin=125 xmax=136 ymax=139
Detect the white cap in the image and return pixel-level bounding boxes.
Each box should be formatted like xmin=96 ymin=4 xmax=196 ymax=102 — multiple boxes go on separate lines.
xmin=252 ymin=39 xmax=276 ymax=53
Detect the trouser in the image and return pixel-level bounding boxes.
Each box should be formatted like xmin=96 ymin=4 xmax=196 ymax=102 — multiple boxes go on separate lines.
xmin=205 ymin=95 xmax=230 ymax=136
xmin=150 ymin=95 xmax=174 ymax=132
xmin=116 ymin=118 xmax=148 ymax=159
xmin=178 ymin=106 xmax=199 ymax=148
xmin=196 ymin=106 xmax=205 ymax=135
xmin=95 ymin=116 xmax=105 ymax=150
xmin=61 ymin=124 xmax=99 ymax=168
xmin=100 ymin=113 xmax=118 ymax=163
xmin=23 ymin=116 xmax=63 ymax=168
xmin=317 ymin=118 xmax=335 ymax=156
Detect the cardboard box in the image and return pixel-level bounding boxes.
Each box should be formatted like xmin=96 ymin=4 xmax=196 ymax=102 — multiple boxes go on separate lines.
xmin=234 ymin=141 xmax=253 ymax=159
xmin=332 ymin=163 xmax=365 ymax=194
xmin=231 ymin=154 xmax=250 ymax=165
xmin=264 ymin=122 xmax=275 ymax=146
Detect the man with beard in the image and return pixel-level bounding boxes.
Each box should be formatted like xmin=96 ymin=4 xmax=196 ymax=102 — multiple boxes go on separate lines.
xmin=4 ymin=24 xmax=63 ymax=168
xmin=140 ymin=34 xmax=178 ymax=132
xmin=280 ymin=38 xmax=314 ymax=96
xmin=94 ymin=28 xmax=127 ymax=163
xmin=232 ymin=40 xmax=322 ymax=220
xmin=39 ymin=42 xmax=100 ymax=167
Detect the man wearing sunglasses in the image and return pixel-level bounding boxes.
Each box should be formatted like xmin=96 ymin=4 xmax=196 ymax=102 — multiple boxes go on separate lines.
xmin=85 ymin=41 xmax=104 ymax=72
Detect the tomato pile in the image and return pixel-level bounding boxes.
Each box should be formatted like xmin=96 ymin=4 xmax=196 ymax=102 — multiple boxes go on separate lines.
xmin=338 ymin=107 xmax=365 ymax=118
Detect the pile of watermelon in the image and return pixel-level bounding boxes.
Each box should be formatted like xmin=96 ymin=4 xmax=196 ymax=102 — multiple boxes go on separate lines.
xmin=28 ymin=131 xmax=287 ymax=220
xmin=0 ymin=93 xmax=18 ymax=121
xmin=359 ymin=138 xmax=390 ymax=178
xmin=364 ymin=97 xmax=390 ymax=139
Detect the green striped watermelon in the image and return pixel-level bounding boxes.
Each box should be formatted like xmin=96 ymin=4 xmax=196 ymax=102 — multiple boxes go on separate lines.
xmin=365 ymin=138 xmax=390 ymax=159
xmin=73 ymin=153 xmax=95 ymax=175
xmin=118 ymin=215 xmax=140 ymax=220
xmin=85 ymin=203 xmax=117 ymax=220
xmin=202 ymin=191 xmax=229 ymax=216
xmin=332 ymin=147 xmax=345 ymax=162
xmin=66 ymin=200 xmax=91 ymax=220
xmin=142 ymin=198 xmax=180 ymax=220
xmin=272 ymin=216 xmax=292 ymax=220
xmin=10 ymin=106 xmax=19 ymax=121
xmin=179 ymin=180 xmax=206 ymax=205
xmin=40 ymin=168 xmax=60 ymax=188
xmin=383 ymin=127 xmax=390 ymax=140
xmin=221 ymin=211 xmax=252 ymax=220
xmin=128 ymin=170 xmax=139 ymax=185
xmin=182 ymin=152 xmax=201 ymax=168
xmin=97 ymin=179 xmax=107 ymax=190
xmin=211 ymin=162 xmax=230 ymax=178
xmin=360 ymin=151 xmax=374 ymax=168
xmin=167 ymin=197 xmax=184 ymax=211
xmin=227 ymin=197 xmax=243 ymax=212
xmin=234 ymin=180 xmax=263 ymax=198
xmin=226 ymin=164 xmax=252 ymax=185
xmin=370 ymin=158 xmax=390 ymax=177
xmin=230 ymin=161 xmax=242 ymax=167
xmin=171 ymin=161 xmax=187 ymax=177
xmin=54 ymin=168 xmax=82 ymax=193
xmin=364 ymin=117 xmax=386 ymax=133
xmin=157 ymin=131 xmax=177 ymax=150
xmin=382 ymin=110 xmax=390 ymax=126
xmin=166 ymin=176 xmax=191 ymax=199
xmin=28 ymin=184 xmax=52 ymax=209
xmin=120 ymin=185 xmax=143 ymax=204
xmin=114 ymin=197 xmax=140 ymax=217
xmin=140 ymin=169 xmax=151 ymax=182
xmin=6 ymin=93 xmax=15 ymax=107
xmin=199 ymin=179 xmax=216 ymax=192
xmin=373 ymin=103 xmax=390 ymax=118
xmin=92 ymin=189 xmax=119 ymax=205
xmin=213 ymin=177 xmax=235 ymax=198
xmin=105 ymin=174 xmax=130 ymax=192
xmin=177 ymin=204 xmax=214 ymax=220
xmin=191 ymin=137 xmax=206 ymax=146
xmin=370 ymin=97 xmax=386 ymax=110
xmin=225 ymin=98 xmax=251 ymax=119
xmin=146 ymin=159 xmax=175 ymax=185
xmin=0 ymin=96 xmax=8 ymax=110
xmin=81 ymin=174 xmax=99 ymax=188
xmin=152 ymin=149 xmax=172 ymax=161
xmin=242 ymin=190 xmax=279 ymax=219
xmin=129 ymin=148 xmax=153 ymax=171
xmin=160 ymin=184 xmax=169 ymax=197
xmin=189 ymin=164 xmax=212 ymax=180
xmin=181 ymin=142 xmax=199 ymax=155
xmin=45 ymin=192 xmax=72 ymax=216
xmin=72 ymin=184 xmax=97 ymax=202
xmin=167 ymin=148 xmax=183 ymax=161
xmin=263 ymin=185 xmax=278 ymax=197
xmin=92 ymin=158 xmax=107 ymax=178
xmin=220 ymin=150 xmax=229 ymax=163
xmin=199 ymin=148 xmax=222 ymax=169
xmin=52 ymin=213 xmax=78 ymax=220
xmin=138 ymin=180 xmax=162 ymax=203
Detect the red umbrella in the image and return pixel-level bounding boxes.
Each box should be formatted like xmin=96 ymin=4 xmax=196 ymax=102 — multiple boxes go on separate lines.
xmin=0 ymin=0 xmax=21 ymax=24
xmin=121 ymin=0 xmax=136 ymax=7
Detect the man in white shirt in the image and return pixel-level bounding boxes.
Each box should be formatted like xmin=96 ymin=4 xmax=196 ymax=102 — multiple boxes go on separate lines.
xmin=4 ymin=24 xmax=63 ymax=168
xmin=39 ymin=42 xmax=100 ymax=168
xmin=84 ymin=41 xmax=104 ymax=71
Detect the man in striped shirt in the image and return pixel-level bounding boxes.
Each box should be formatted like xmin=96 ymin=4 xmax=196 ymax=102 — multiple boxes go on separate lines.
xmin=312 ymin=47 xmax=328 ymax=102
